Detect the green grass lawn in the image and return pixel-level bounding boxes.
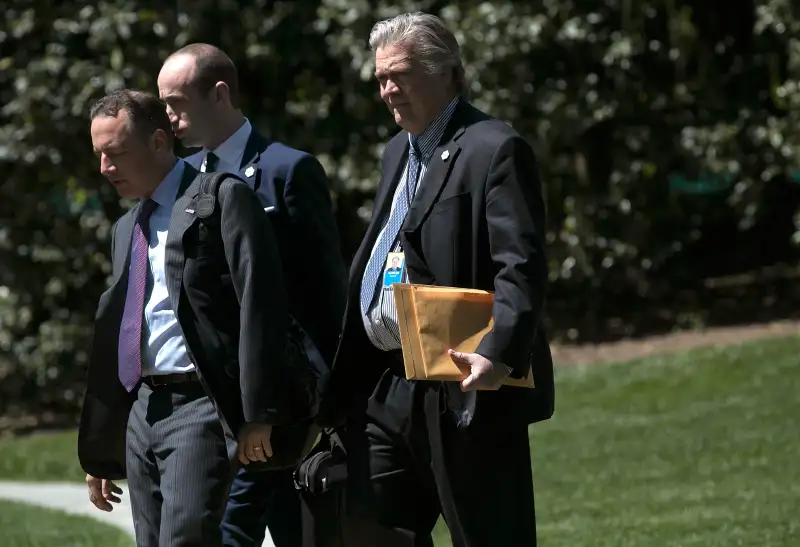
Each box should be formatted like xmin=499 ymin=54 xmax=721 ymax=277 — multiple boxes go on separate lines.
xmin=0 ymin=429 xmax=82 ymax=482
xmin=2 ymin=336 xmax=799 ymax=545
xmin=0 ymin=500 xmax=133 ymax=546
xmin=433 ymin=335 xmax=800 ymax=546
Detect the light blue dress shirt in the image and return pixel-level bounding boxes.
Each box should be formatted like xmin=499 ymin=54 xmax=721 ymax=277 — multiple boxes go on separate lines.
xmin=141 ymin=159 xmax=195 ymax=376
xmin=202 ymin=118 xmax=252 ymax=174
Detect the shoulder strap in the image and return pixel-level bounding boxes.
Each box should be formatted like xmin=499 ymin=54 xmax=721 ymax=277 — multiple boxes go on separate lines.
xmin=196 ymin=172 xmax=228 ymax=219
xmin=324 ymin=428 xmax=347 ymax=456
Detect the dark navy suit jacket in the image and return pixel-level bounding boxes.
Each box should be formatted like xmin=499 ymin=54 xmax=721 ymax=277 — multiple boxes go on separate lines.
xmin=185 ymin=129 xmax=348 ymax=369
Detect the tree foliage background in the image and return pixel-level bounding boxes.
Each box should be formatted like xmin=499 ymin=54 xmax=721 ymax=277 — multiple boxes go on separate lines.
xmin=1 ymin=0 xmax=798 ymax=425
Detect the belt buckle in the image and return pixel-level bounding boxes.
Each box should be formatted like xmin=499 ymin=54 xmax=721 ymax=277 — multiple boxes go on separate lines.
xmin=149 ymin=374 xmax=170 ymax=387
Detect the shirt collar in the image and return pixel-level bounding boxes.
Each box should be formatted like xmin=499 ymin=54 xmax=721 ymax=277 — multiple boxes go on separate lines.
xmin=409 ymin=96 xmax=460 ymax=160
xmin=208 ymin=118 xmax=252 ymax=168
xmin=150 ymin=159 xmax=185 ymax=208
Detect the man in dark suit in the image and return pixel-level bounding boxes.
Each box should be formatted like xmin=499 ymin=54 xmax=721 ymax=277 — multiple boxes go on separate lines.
xmin=322 ymin=12 xmax=555 ymax=547
xmin=79 ymin=89 xmax=293 ymax=547
xmin=158 ymin=44 xmax=347 ymax=547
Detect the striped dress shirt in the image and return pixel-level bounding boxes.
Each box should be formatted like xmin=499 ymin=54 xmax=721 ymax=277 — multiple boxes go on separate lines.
xmin=362 ymin=97 xmax=460 ymax=351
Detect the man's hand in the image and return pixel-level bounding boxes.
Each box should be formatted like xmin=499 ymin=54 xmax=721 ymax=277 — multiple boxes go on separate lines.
xmin=237 ymin=422 xmax=273 ymax=465
xmin=448 ymin=350 xmax=511 ymax=391
xmin=86 ymin=474 xmax=122 ymax=512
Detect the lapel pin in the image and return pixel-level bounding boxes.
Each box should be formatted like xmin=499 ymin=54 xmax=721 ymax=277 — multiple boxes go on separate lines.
xmin=245 ymin=165 xmax=255 ymax=178
xmin=441 ymin=150 xmax=450 ymax=161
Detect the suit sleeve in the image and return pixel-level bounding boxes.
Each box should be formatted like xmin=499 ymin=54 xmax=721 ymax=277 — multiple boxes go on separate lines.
xmin=110 ymin=220 xmax=117 ymax=256
xmin=475 ymin=136 xmax=548 ymax=377
xmin=283 ymin=155 xmax=348 ymax=363
xmin=219 ymin=177 xmax=290 ymax=424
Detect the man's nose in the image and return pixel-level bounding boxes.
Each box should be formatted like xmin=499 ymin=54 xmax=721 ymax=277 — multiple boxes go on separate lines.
xmin=383 ymin=79 xmax=400 ymax=95
xmin=100 ymin=154 xmax=115 ymax=177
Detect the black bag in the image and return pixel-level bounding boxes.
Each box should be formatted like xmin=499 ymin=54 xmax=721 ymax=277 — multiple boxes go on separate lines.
xmin=294 ymin=428 xmax=349 ymax=547
xmin=195 ymin=172 xmax=326 ymax=470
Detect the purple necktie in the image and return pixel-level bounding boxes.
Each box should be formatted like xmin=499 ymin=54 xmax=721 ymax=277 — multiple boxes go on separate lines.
xmin=118 ymin=199 xmax=157 ymax=392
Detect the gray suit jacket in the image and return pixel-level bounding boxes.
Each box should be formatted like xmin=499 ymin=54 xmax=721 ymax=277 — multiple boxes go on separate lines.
xmin=78 ymin=162 xmax=289 ymax=480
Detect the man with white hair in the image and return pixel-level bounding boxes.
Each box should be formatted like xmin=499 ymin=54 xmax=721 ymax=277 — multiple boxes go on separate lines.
xmin=322 ymin=11 xmax=555 ymax=547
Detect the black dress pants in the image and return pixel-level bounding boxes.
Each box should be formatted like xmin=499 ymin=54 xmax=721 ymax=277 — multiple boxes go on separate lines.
xmin=343 ymin=370 xmax=537 ymax=547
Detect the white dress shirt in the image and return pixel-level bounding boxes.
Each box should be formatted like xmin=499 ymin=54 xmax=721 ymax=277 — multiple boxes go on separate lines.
xmin=141 ymin=159 xmax=195 ymax=376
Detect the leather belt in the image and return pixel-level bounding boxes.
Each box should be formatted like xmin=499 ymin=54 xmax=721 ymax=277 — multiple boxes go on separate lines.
xmin=142 ymin=371 xmax=199 ymax=388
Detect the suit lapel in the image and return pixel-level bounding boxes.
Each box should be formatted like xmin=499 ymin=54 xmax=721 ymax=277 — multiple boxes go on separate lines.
xmin=374 ymin=139 xmax=409 ymax=224
xmin=113 ymin=205 xmax=138 ymax=277
xmin=348 ymin=100 xmax=470 ymax=286
xmin=239 ymin=130 xmax=271 ymax=197
xmin=97 ymin=205 xmax=138 ymax=321
xmin=164 ymin=165 xmax=204 ymax=318
xmin=402 ymin=123 xmax=466 ymax=233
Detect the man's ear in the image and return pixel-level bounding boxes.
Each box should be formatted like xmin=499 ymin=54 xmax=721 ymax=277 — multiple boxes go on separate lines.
xmin=152 ymin=129 xmax=171 ymax=153
xmin=213 ymin=81 xmax=231 ymax=106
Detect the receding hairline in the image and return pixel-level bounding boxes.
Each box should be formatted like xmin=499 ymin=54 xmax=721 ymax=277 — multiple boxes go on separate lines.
xmin=90 ymin=108 xmax=130 ymax=134
xmin=165 ymin=43 xmax=229 ymax=65
xmin=159 ymin=51 xmax=198 ymax=85
xmin=161 ymin=43 xmax=240 ymax=105
xmin=163 ymin=43 xmax=234 ymax=84
xmin=89 ymin=89 xmax=173 ymax=146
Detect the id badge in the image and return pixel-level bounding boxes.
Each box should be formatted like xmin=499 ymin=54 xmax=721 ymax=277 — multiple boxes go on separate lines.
xmin=382 ymin=251 xmax=406 ymax=288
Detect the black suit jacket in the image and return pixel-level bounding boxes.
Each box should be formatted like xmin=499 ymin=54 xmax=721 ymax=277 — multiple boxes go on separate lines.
xmin=185 ymin=130 xmax=348 ymax=368
xmin=78 ymin=163 xmax=291 ymax=480
xmin=322 ymin=100 xmax=555 ymax=428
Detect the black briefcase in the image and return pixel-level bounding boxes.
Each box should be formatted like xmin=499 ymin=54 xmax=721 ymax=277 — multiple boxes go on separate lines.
xmin=294 ymin=428 xmax=348 ymax=547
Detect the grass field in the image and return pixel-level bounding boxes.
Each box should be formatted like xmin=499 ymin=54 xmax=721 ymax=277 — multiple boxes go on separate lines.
xmin=433 ymin=335 xmax=800 ymax=546
xmin=0 ymin=429 xmax=81 ymax=482
xmin=0 ymin=500 xmax=133 ymax=547
xmin=2 ymin=336 xmax=799 ymax=546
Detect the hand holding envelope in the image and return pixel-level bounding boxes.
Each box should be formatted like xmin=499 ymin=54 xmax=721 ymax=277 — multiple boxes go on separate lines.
xmin=392 ymin=283 xmax=535 ymax=389
xmin=447 ymin=349 xmax=511 ymax=391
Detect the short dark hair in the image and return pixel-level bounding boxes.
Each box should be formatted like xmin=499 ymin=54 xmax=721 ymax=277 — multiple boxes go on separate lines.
xmin=166 ymin=43 xmax=240 ymax=107
xmin=89 ymin=89 xmax=173 ymax=145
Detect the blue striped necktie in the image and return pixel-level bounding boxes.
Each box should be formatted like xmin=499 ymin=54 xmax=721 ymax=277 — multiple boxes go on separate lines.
xmin=360 ymin=140 xmax=422 ymax=315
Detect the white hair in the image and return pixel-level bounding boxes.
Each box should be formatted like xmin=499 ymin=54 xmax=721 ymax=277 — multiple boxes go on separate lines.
xmin=368 ymin=12 xmax=467 ymax=95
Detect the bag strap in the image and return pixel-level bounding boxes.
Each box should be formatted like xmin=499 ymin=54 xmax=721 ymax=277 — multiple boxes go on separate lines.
xmin=196 ymin=172 xmax=228 ymax=219
xmin=324 ymin=427 xmax=347 ymax=456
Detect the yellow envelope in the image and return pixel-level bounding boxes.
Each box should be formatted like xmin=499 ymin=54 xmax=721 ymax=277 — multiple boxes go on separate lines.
xmin=392 ymin=283 xmax=534 ymax=388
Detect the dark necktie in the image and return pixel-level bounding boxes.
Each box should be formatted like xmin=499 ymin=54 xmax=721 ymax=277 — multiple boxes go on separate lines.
xmin=203 ymin=151 xmax=220 ymax=172
xmin=118 ymin=199 xmax=157 ymax=391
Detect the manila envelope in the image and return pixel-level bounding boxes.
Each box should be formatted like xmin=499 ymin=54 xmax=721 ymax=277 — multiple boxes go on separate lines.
xmin=392 ymin=283 xmax=534 ymax=388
